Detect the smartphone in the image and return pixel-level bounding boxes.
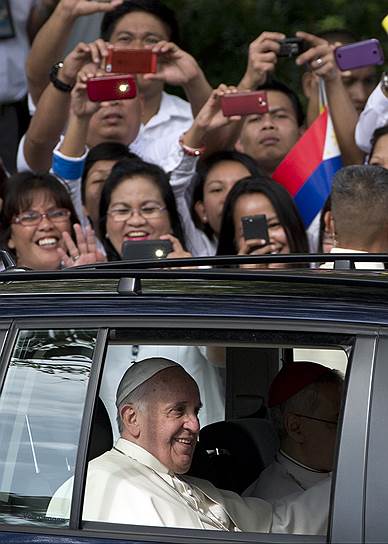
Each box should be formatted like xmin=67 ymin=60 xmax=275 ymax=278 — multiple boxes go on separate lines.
xmin=278 ymin=37 xmax=306 ymax=58
xmin=221 ymin=91 xmax=268 ymax=117
xmin=122 ymin=239 xmax=173 ymax=261
xmin=242 ymin=215 xmax=269 ymax=244
xmin=335 ymin=39 xmax=384 ymax=71
xmin=106 ymin=48 xmax=158 ymax=74
xmin=86 ymin=75 xmax=137 ymax=102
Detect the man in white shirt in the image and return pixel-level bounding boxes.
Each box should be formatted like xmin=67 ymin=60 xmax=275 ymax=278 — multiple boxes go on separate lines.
xmin=47 ymin=357 xmax=330 ymax=535
xmin=20 ymin=0 xmax=211 ymax=173
xmin=321 ymin=165 xmax=388 ymax=269
xmin=244 ymin=361 xmax=342 ymax=502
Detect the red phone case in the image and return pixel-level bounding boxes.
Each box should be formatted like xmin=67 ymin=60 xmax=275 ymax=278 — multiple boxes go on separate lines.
xmin=86 ymin=75 xmax=137 ymax=102
xmin=221 ymin=91 xmax=268 ymax=117
xmin=335 ymin=39 xmax=384 ymax=71
xmin=106 ymin=48 xmax=158 ymax=74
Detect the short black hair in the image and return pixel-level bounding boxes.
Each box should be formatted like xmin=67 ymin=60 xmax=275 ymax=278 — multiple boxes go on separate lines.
xmin=331 ymin=165 xmax=388 ymax=240
xmin=217 ymin=176 xmax=308 ymax=256
xmin=100 ymin=0 xmax=180 ymax=44
xmin=81 ymin=142 xmax=140 ymax=205
xmin=256 ymin=78 xmax=305 ymax=127
xmin=369 ymin=125 xmax=388 ymax=161
xmin=99 ymin=158 xmax=186 ymax=260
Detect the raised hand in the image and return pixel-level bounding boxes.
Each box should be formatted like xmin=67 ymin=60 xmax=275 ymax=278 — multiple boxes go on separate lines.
xmin=59 ymin=0 xmax=124 ymax=18
xmin=143 ymin=41 xmax=202 ymax=87
xmin=58 ymin=224 xmax=106 ymax=267
xmin=239 ymin=31 xmax=285 ymax=90
xmin=296 ymin=31 xmax=340 ymax=83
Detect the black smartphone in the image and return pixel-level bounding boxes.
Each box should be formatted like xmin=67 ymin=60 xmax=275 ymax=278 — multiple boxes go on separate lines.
xmin=242 ymin=214 xmax=270 ymax=243
xmin=121 ymin=239 xmax=173 ymax=261
xmin=278 ymin=37 xmax=306 ymax=58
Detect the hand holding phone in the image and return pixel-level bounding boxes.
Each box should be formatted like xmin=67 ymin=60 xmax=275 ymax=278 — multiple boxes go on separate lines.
xmin=335 ymin=39 xmax=384 ymax=71
xmin=221 ymin=91 xmax=268 ymax=117
xmin=242 ymin=215 xmax=270 ymax=244
xmin=86 ymin=75 xmax=137 ymax=102
xmin=106 ymin=48 xmax=158 ymax=74
xmin=121 ymin=239 xmax=173 ymax=261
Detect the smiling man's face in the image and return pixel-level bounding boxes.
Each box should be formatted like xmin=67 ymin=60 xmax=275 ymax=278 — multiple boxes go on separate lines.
xmin=130 ymin=368 xmax=201 ymax=474
xmin=237 ymin=90 xmax=303 ymax=175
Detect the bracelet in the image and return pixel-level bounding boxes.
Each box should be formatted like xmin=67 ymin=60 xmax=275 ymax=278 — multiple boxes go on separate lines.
xmin=179 ymin=133 xmax=206 ymax=157
xmin=49 ymin=62 xmax=74 ymax=93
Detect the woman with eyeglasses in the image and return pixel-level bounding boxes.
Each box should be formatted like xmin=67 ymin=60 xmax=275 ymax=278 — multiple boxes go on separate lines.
xmin=99 ymin=158 xmax=191 ymax=261
xmin=0 ymin=172 xmax=105 ymax=270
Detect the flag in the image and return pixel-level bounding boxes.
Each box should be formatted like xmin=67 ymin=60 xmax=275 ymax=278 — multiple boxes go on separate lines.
xmin=272 ymin=84 xmax=342 ymax=228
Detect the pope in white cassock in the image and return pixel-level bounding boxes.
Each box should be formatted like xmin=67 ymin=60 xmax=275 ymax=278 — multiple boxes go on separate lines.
xmin=47 ymin=357 xmax=330 ymax=534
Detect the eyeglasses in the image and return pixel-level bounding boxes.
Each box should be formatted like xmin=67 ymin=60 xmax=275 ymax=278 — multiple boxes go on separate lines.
xmin=291 ymin=413 xmax=338 ymax=426
xmin=12 ymin=208 xmax=71 ymax=227
xmin=107 ymin=205 xmax=167 ymax=222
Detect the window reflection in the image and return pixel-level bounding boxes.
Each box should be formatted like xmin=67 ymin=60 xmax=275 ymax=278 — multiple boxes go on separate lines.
xmin=0 ymin=329 xmax=97 ymax=525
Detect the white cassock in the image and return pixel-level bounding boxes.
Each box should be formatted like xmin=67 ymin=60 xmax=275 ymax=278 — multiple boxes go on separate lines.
xmin=47 ymin=438 xmax=330 ymax=535
xmin=243 ymin=450 xmax=331 ymax=502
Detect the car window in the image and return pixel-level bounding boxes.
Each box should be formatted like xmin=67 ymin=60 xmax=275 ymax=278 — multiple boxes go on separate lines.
xmin=0 ymin=328 xmax=98 ymax=526
xmin=62 ymin=329 xmax=351 ymax=539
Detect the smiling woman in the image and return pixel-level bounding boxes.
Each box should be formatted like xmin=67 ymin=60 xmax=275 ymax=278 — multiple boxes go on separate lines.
xmin=99 ymin=158 xmax=191 ymax=261
xmin=0 ymin=172 xmax=101 ymax=270
xmin=217 ymin=176 xmax=309 ymax=268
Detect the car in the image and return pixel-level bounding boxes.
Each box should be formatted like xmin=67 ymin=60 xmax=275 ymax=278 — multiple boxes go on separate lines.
xmin=0 ymin=253 xmax=387 ymax=543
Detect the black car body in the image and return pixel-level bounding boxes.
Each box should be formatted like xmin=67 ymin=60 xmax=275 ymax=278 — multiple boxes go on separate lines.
xmin=0 ymin=258 xmax=387 ymax=544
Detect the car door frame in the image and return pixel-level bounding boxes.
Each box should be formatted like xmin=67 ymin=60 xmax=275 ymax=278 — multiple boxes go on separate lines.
xmin=0 ymin=315 xmax=378 ymax=544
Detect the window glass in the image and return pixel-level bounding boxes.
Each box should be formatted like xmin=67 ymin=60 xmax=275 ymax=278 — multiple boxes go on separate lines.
xmin=41 ymin=329 xmax=351 ymax=538
xmin=0 ymin=328 xmax=98 ymax=526
xmin=293 ymin=347 xmax=348 ymax=374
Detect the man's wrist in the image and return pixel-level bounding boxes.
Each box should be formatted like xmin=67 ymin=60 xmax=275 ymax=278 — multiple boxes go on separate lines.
xmin=50 ymin=62 xmax=75 ymax=92
xmin=238 ymin=72 xmax=265 ymax=91
xmin=55 ymin=1 xmax=78 ymax=24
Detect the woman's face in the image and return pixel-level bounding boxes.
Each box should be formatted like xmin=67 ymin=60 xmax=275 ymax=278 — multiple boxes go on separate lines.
xmin=106 ymin=175 xmax=172 ymax=256
xmin=233 ymin=192 xmax=290 ymax=255
xmin=369 ymin=134 xmax=388 ymax=170
xmin=8 ymin=190 xmax=72 ymax=270
xmin=195 ymin=160 xmax=251 ymax=236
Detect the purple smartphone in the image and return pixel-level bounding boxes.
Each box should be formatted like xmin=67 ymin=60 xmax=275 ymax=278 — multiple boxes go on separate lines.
xmin=335 ymin=39 xmax=384 ymax=71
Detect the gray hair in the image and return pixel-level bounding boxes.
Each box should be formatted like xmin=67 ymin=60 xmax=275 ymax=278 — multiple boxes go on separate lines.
xmin=331 ymin=165 xmax=388 ymax=242
xmin=270 ymin=369 xmax=343 ymax=440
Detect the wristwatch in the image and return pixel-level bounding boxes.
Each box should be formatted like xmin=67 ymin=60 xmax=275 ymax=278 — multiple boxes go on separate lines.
xmin=381 ymin=72 xmax=388 ymax=98
xmin=49 ymin=62 xmax=74 ymax=93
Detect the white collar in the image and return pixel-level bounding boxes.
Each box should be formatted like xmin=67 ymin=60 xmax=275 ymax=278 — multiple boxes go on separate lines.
xmin=114 ymin=437 xmax=172 ymax=475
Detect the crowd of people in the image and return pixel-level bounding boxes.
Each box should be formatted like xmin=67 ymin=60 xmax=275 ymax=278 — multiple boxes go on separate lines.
xmin=2 ymin=0 xmax=380 ymax=535
xmin=1 ymin=0 xmax=387 ymax=271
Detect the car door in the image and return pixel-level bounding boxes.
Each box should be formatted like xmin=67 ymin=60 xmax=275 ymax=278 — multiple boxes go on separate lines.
xmin=0 ymin=317 xmax=376 ymax=544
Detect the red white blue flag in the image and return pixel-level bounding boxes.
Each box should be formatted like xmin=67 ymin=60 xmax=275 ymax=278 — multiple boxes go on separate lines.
xmin=272 ymin=85 xmax=342 ymax=228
